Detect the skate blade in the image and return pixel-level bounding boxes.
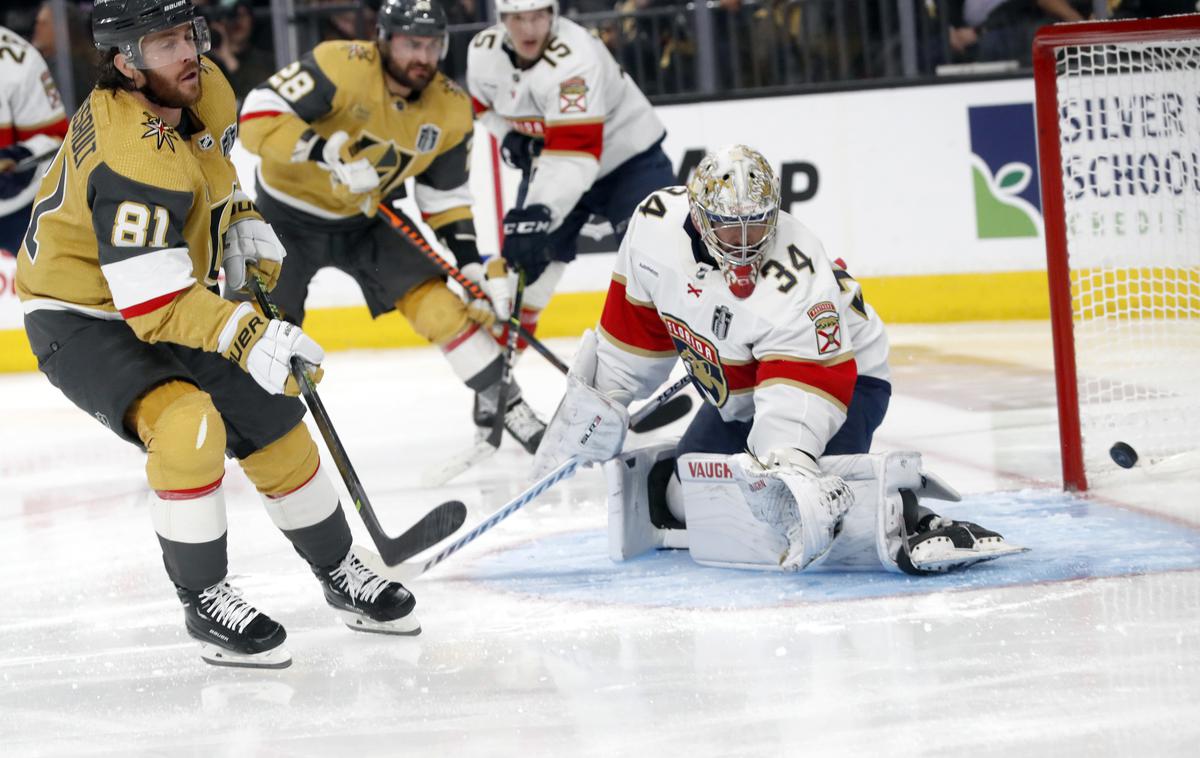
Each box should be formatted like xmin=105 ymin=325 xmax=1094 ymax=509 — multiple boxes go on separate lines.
xmin=910 ymin=541 xmax=1029 ymax=573
xmin=336 ymin=609 xmax=421 ymax=636
xmin=198 ymin=642 xmax=292 ymax=670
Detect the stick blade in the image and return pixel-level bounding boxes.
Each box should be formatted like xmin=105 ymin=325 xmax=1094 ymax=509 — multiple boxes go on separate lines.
xmin=377 ymin=500 xmax=468 ymax=565
xmin=630 ymin=394 xmax=694 ymax=434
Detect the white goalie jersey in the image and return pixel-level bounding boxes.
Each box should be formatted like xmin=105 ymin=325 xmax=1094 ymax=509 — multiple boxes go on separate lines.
xmin=593 ymin=188 xmax=864 ymax=459
xmin=466 ymin=17 xmax=666 ymax=227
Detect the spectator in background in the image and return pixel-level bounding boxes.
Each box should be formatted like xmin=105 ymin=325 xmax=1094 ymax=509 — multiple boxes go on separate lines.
xmin=946 ymin=1 xmax=1085 ymax=67
xmin=317 ymin=0 xmax=377 ymax=41
xmin=206 ymin=0 xmax=277 ymax=99
xmin=30 ymin=0 xmax=99 ymax=109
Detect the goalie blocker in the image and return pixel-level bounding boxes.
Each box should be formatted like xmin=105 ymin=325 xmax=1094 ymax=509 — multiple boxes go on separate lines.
xmin=606 ymin=447 xmax=1026 ymax=575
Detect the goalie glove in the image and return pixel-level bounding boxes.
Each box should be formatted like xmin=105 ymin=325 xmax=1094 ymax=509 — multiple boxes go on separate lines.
xmin=222 ymin=192 xmax=285 ymax=293
xmin=745 ymin=448 xmax=854 ymax=570
xmin=218 ymin=303 xmax=325 ymax=396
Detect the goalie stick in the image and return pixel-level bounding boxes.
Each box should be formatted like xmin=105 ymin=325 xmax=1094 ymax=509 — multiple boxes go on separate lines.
xmin=249 ymin=276 xmax=467 ymax=565
xmin=363 ymin=375 xmax=694 ymax=580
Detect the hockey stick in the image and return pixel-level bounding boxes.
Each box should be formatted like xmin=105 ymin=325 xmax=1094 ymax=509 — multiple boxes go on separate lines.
xmin=376 ymin=202 xmax=568 ymax=373
xmin=10 ymin=148 xmax=59 ymax=173
xmin=629 ymin=375 xmax=693 ymax=434
xmin=489 ymin=270 xmax=526 ymax=448
xmin=361 ymin=376 xmax=694 ymax=580
xmin=377 ymin=205 xmax=694 ymax=431
xmin=363 ymin=456 xmax=584 ymax=582
xmin=248 ymin=276 xmax=468 ymax=564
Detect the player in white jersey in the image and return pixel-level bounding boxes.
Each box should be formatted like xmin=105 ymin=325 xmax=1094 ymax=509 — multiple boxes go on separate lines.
xmin=0 ymin=24 xmax=67 ymax=255
xmin=465 ymin=0 xmax=675 ymax=428
xmin=534 ymin=145 xmax=1020 ymax=575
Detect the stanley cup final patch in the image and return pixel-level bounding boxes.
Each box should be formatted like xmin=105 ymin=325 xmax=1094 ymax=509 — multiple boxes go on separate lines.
xmin=807 ymin=301 xmax=842 ymax=355
xmin=416 ymin=124 xmax=441 ymax=153
xmin=559 ymin=77 xmax=588 ymax=114
xmin=712 ymin=305 xmax=732 ymax=340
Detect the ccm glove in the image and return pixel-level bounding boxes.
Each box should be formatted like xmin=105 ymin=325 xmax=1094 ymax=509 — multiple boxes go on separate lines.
xmin=461 ymin=258 xmax=514 ymax=326
xmin=218 ymin=303 xmax=325 ymax=396
xmin=222 ymin=195 xmax=286 ymax=293
xmin=501 ymin=203 xmax=553 ymax=283
xmin=499 ymin=131 xmax=542 ymax=174
xmin=316 ymin=130 xmax=379 ymax=194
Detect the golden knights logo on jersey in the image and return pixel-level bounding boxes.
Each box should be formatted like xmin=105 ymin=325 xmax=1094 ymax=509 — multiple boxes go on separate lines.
xmin=663 ymin=315 xmax=729 ymax=407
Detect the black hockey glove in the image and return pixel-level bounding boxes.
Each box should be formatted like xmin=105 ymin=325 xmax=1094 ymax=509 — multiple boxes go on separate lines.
xmin=0 ymin=145 xmax=36 ymax=200
xmin=501 ymin=203 xmax=553 ymax=283
xmin=500 ymin=131 xmax=542 ymax=175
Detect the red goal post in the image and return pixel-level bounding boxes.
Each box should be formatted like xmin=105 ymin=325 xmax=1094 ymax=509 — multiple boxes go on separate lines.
xmin=1033 ymin=14 xmax=1200 ymax=492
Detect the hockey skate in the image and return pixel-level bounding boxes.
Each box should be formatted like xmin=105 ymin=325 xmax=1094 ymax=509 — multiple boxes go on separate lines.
xmin=896 ymin=490 xmax=1027 ymax=574
xmin=311 ymin=548 xmax=421 ymax=635
xmin=473 ymin=391 xmax=547 ymax=454
xmin=176 ymin=581 xmax=291 ymax=669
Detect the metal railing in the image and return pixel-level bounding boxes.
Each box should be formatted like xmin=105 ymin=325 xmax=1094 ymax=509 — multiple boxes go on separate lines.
xmin=24 ymin=0 xmax=1071 ymax=111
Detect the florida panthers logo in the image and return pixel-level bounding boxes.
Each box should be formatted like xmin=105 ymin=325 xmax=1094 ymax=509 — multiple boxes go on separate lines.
xmin=663 ymin=315 xmax=728 ymax=407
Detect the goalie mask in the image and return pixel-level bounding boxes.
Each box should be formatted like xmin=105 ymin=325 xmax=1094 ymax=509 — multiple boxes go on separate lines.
xmin=687 ymin=145 xmax=781 ymax=299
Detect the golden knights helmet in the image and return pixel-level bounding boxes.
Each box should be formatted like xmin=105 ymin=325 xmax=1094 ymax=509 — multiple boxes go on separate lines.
xmin=687 ymin=145 xmax=781 ymax=299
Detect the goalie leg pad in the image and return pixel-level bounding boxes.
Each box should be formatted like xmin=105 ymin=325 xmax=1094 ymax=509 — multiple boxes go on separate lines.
xmin=605 ymin=441 xmax=687 ymax=561
xmin=677 ymin=454 xmax=851 ymax=572
xmin=818 ymin=452 xmax=1024 ymax=574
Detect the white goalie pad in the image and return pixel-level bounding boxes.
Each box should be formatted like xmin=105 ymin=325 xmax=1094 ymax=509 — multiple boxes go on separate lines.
xmin=677 ymin=453 xmax=853 ymax=572
xmin=604 ymin=442 xmax=688 ymax=561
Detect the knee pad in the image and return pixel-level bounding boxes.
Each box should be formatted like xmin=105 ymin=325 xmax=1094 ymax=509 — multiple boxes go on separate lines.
xmin=397 ymin=278 xmax=471 ymax=346
xmin=238 ymin=422 xmax=321 ymax=497
xmin=134 ymin=382 xmax=226 ymax=494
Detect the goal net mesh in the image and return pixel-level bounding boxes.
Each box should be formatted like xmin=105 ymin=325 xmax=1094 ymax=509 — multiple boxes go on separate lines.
xmin=1053 ymin=35 xmax=1200 ymax=477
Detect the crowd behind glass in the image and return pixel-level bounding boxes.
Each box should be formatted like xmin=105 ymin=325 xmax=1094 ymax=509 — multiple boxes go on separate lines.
xmin=4 ymin=0 xmax=1196 ymax=110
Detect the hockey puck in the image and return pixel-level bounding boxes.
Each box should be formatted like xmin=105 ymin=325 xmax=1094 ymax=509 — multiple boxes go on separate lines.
xmin=1110 ymin=441 xmax=1138 ymax=469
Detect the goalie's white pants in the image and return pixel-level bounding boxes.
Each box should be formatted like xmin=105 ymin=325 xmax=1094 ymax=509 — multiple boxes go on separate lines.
xmin=604 ymin=447 xmax=961 ymax=573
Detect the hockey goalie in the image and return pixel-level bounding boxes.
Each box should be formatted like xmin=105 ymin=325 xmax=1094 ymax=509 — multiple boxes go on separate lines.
xmin=533 ymin=145 xmax=1025 ymax=575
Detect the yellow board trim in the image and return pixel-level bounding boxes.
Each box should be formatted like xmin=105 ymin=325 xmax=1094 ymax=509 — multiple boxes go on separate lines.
xmin=0 ymin=270 xmax=1054 ymax=374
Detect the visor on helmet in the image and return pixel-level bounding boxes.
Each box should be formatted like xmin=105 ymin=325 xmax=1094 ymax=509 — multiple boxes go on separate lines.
xmin=124 ymin=18 xmax=210 ymax=69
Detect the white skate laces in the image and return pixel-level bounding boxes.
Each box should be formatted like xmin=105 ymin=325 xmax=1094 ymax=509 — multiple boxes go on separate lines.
xmin=199 ymin=582 xmax=260 ymax=634
xmin=505 ymin=400 xmax=544 ymax=441
xmin=330 ymin=553 xmax=389 ymax=604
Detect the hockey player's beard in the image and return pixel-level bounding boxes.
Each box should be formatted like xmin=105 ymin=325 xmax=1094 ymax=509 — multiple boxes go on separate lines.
xmin=139 ymin=60 xmax=203 ymax=109
xmin=384 ymin=58 xmax=435 ymax=95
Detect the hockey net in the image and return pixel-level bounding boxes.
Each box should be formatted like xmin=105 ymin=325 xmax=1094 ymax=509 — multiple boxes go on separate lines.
xmin=1034 ymin=15 xmax=1200 ymax=491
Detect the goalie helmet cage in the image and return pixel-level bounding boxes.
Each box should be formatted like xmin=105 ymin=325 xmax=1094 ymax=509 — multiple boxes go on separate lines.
xmin=1033 ymin=14 xmax=1200 ymax=492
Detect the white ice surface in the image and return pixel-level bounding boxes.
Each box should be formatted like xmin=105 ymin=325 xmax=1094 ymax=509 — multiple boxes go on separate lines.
xmin=1 ymin=322 xmax=1198 ymax=757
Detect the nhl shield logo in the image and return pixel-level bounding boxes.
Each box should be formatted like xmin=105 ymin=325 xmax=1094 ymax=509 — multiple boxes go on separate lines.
xmin=711 ymin=305 xmax=732 ymax=340
xmin=416 ymin=124 xmax=441 ymax=153
xmin=198 ymin=133 xmax=214 ymax=151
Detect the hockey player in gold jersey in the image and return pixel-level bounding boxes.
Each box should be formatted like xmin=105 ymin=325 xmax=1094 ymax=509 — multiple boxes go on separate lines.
xmin=238 ymin=0 xmax=546 ymax=453
xmin=16 ymin=0 xmax=420 ymax=669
